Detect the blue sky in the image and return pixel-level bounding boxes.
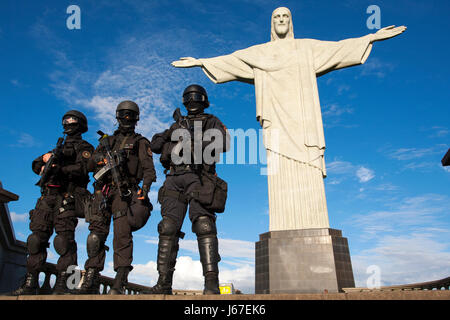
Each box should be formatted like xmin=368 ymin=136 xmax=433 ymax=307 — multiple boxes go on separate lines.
xmin=1 ymin=0 xmax=449 ymax=293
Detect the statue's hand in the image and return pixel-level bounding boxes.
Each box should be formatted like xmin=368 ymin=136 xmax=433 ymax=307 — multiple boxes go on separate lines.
xmin=371 ymin=25 xmax=407 ymax=42
xmin=171 ymin=57 xmax=202 ymax=68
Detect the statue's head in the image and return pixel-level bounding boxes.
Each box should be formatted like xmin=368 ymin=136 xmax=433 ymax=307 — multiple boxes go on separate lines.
xmin=271 ymin=7 xmax=294 ymax=41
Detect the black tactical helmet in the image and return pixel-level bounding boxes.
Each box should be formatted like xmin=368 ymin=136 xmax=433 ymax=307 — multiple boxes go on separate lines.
xmin=116 ymin=100 xmax=140 ymax=128
xmin=62 ymin=110 xmax=88 ymax=134
xmin=182 ymin=84 xmax=210 ymax=108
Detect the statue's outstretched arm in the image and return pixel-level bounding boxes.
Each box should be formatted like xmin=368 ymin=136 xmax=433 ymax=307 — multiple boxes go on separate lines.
xmin=171 ymin=57 xmax=203 ymax=68
xmin=370 ymin=25 xmax=407 ymax=42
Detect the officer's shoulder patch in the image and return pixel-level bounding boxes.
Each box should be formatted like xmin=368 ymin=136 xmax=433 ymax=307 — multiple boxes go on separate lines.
xmin=82 ymin=151 xmax=92 ymax=159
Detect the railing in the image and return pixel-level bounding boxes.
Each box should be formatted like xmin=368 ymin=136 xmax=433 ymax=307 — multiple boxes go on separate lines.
xmin=342 ymin=277 xmax=450 ymax=293
xmin=37 ymin=262 xmax=202 ymax=295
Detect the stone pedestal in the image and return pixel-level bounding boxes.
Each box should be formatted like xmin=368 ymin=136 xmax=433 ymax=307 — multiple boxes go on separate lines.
xmin=255 ymin=228 xmax=355 ymax=294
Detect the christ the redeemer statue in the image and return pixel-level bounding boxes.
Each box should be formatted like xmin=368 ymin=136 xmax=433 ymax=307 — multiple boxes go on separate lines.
xmin=172 ymin=7 xmax=406 ymax=231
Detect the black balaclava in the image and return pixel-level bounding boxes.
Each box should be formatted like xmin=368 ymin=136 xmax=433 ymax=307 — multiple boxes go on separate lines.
xmin=185 ymin=101 xmax=206 ymax=116
xmin=62 ymin=115 xmax=82 ymax=136
xmin=117 ymin=110 xmax=138 ymax=134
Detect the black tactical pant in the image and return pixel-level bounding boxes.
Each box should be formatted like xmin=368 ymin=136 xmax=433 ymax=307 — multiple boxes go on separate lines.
xmin=157 ymin=171 xmax=220 ymax=281
xmin=160 ymin=172 xmax=216 ymax=229
xmin=84 ymin=187 xmax=134 ymax=272
xmin=27 ymin=188 xmax=78 ymax=273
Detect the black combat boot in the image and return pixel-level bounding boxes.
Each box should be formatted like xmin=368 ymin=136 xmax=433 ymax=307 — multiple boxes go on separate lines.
xmin=204 ymin=272 xmax=220 ymax=295
xmin=52 ymin=271 xmax=70 ymax=295
xmin=108 ymin=267 xmax=130 ymax=295
xmin=144 ymin=270 xmax=174 ymax=295
xmin=198 ymin=235 xmax=221 ymax=295
xmin=142 ymin=235 xmax=179 ymax=295
xmin=7 ymin=272 xmax=40 ymax=296
xmin=78 ymin=268 xmax=100 ymax=294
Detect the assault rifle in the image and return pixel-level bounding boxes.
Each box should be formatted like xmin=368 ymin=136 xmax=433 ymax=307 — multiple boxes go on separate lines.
xmin=173 ymin=107 xmax=189 ymax=129
xmin=36 ymin=136 xmax=65 ymax=192
xmin=94 ymin=130 xmax=131 ymax=200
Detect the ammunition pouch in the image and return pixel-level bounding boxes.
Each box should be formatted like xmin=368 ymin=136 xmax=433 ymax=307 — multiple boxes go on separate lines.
xmin=74 ymin=188 xmax=92 ymax=219
xmin=85 ymin=190 xmax=107 ymax=224
xmin=59 ymin=195 xmax=76 ymax=218
xmin=191 ymin=173 xmax=227 ymax=213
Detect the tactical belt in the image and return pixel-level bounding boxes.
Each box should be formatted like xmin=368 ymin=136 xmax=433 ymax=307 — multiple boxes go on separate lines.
xmin=169 ymin=164 xmax=193 ymax=174
xmin=41 ymin=186 xmax=63 ymax=196
xmin=169 ymin=164 xmax=215 ymax=175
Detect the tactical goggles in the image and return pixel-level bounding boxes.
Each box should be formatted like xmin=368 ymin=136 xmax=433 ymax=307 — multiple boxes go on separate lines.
xmin=182 ymin=92 xmax=207 ymax=104
xmin=116 ymin=110 xmax=139 ymax=120
xmin=62 ymin=116 xmax=79 ymax=125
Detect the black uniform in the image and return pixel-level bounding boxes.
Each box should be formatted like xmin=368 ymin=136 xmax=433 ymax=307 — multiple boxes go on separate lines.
xmin=148 ymin=110 xmax=229 ymax=294
xmin=152 ymin=113 xmax=228 ymax=225
xmin=84 ymin=130 xmax=156 ymax=272
xmin=6 ymin=110 xmax=93 ymax=296
xmin=27 ymin=135 xmax=93 ymax=274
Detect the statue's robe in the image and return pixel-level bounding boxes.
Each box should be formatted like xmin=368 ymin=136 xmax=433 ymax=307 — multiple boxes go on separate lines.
xmin=200 ymin=35 xmax=373 ymax=230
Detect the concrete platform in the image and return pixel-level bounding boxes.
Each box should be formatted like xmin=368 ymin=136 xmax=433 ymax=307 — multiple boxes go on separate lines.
xmin=1 ymin=290 xmax=449 ymax=300
xmin=255 ymin=228 xmax=355 ymax=294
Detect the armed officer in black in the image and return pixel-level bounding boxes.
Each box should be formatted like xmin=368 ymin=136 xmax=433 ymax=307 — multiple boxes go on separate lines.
xmin=147 ymin=84 xmax=229 ymax=295
xmin=10 ymin=110 xmax=94 ymax=295
xmin=79 ymin=100 xmax=156 ymax=295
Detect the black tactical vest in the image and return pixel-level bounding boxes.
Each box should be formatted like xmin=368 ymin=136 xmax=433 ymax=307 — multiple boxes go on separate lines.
xmin=110 ymin=133 xmax=146 ymax=184
xmin=160 ymin=113 xmax=214 ymax=169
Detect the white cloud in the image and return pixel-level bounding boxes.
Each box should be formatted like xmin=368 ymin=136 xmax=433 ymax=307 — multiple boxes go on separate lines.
xmin=10 ymin=211 xmax=28 ymax=223
xmin=142 ymin=237 xmax=255 ymax=292
xmin=146 ymin=238 xmax=254 ymax=260
xmin=349 ymin=194 xmax=448 ymax=239
xmin=356 ymin=166 xmax=375 ymax=183
xmin=326 ymin=178 xmax=342 ymax=185
xmin=352 ymin=234 xmax=450 ymax=287
xmin=389 ymin=147 xmax=434 ymax=160
xmin=359 ymin=57 xmax=395 ymax=79
xmin=348 ymin=193 xmax=450 ymax=286
xmin=326 ymin=160 xmax=375 ymax=184
xmin=424 ymin=126 xmax=449 ymax=138
xmin=322 ymin=103 xmax=354 ymax=117
xmin=402 ymin=161 xmax=435 ymax=171
xmin=387 ymin=145 xmax=446 ymax=161
xmin=14 ymin=132 xmax=40 ymax=148
xmin=10 ymin=79 xmax=21 ymax=87
xmin=326 ymin=160 xmax=355 ymax=175
xmin=374 ymin=183 xmax=399 ymax=191
xmin=322 ymin=103 xmax=357 ymax=129
xmin=44 ymin=28 xmax=200 ymax=140
xmin=110 ymin=255 xmax=255 ymax=293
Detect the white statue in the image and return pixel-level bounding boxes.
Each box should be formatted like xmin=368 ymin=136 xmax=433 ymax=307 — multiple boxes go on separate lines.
xmin=172 ymin=7 xmax=406 ymax=231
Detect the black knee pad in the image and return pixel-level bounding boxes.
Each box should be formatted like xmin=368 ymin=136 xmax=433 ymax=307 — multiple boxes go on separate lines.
xmin=192 ymin=216 xmax=217 ymax=237
xmin=86 ymin=233 xmax=104 ymax=258
xmin=158 ymin=217 xmax=178 ymax=237
xmin=27 ymin=233 xmax=48 ymax=255
xmin=53 ymin=234 xmax=70 ymax=256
